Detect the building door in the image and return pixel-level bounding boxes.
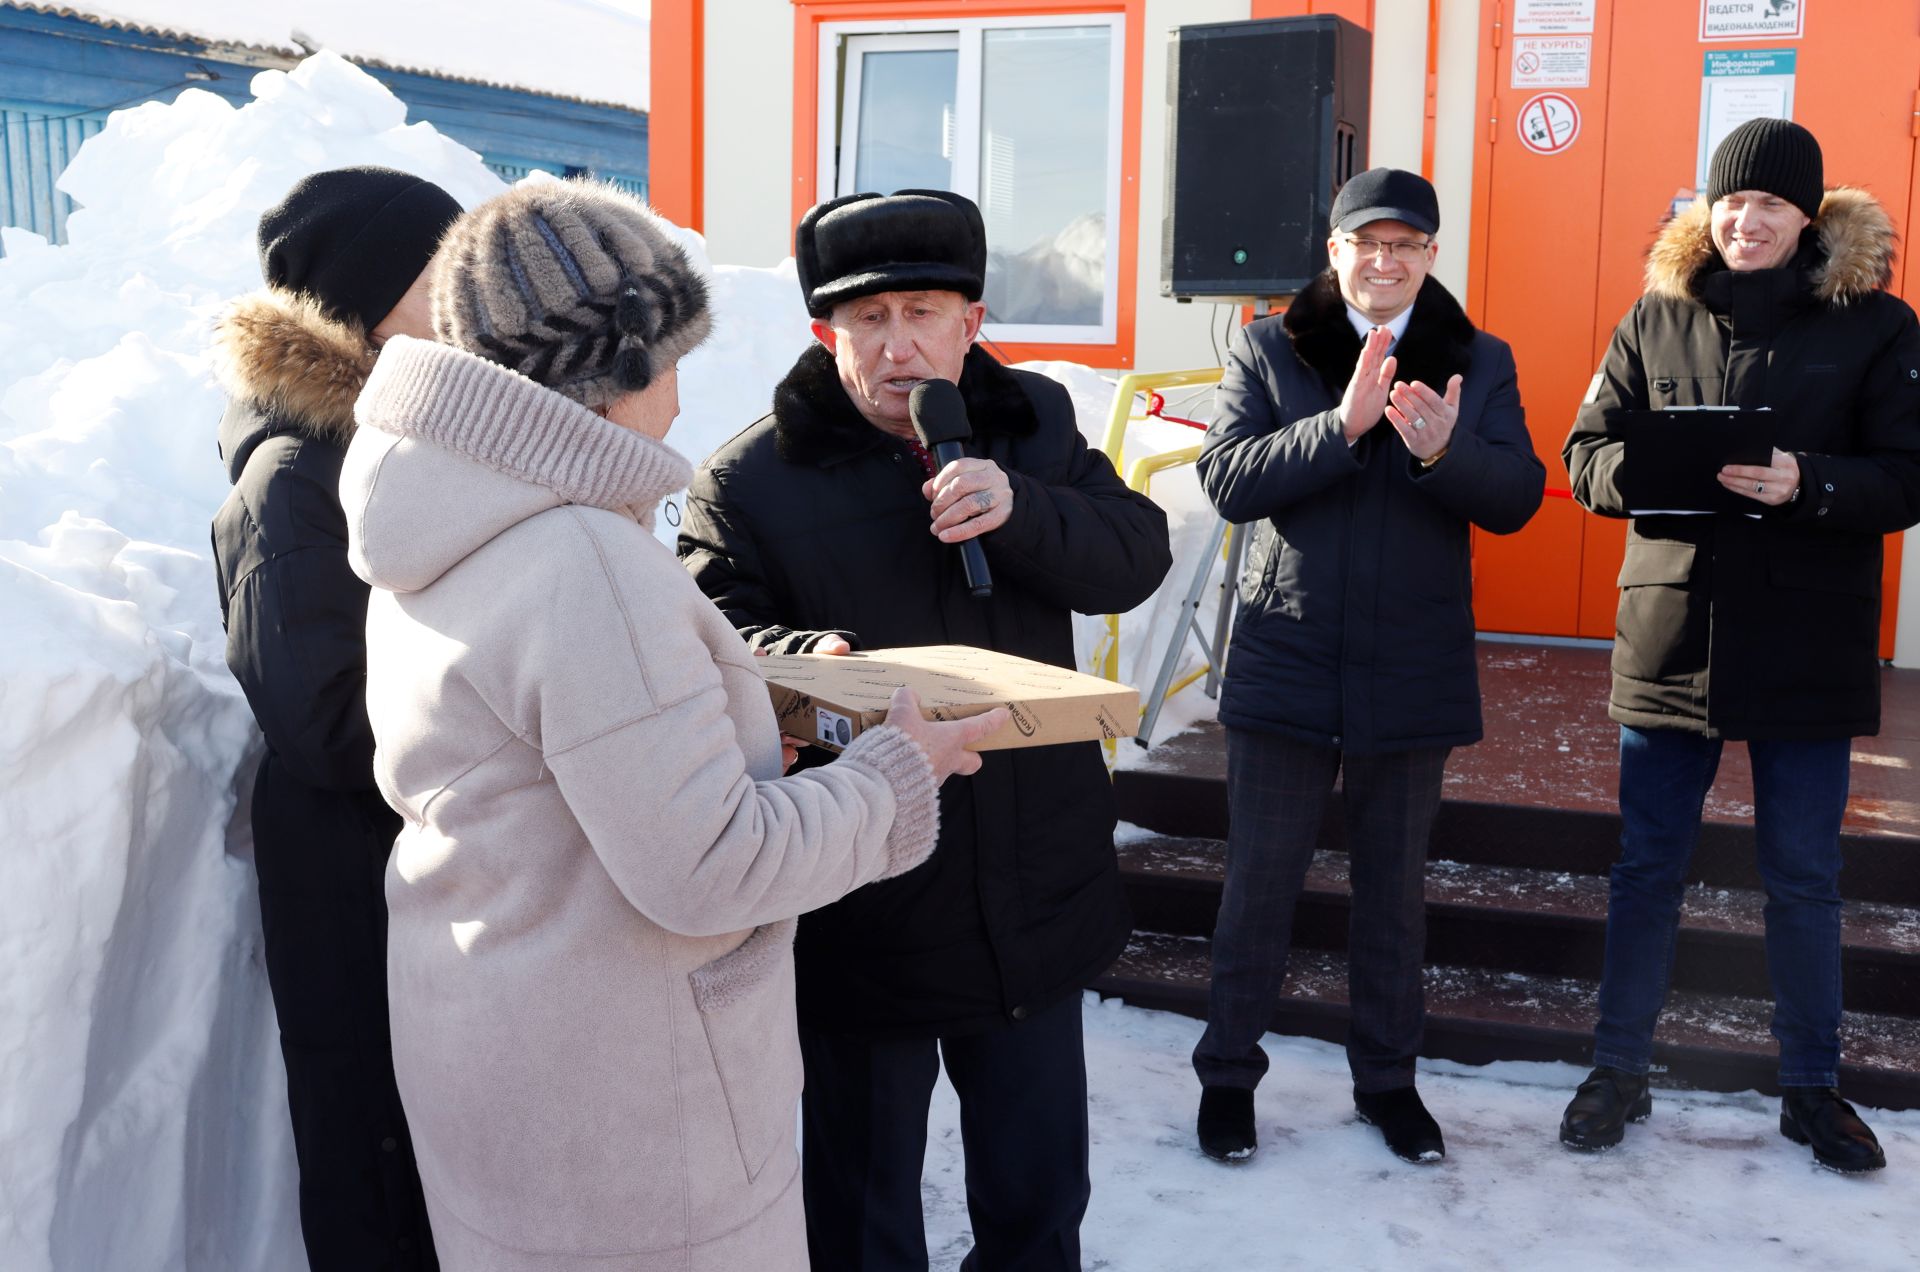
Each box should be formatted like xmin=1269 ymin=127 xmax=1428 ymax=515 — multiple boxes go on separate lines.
xmin=1465 ymin=0 xmax=1920 ymax=656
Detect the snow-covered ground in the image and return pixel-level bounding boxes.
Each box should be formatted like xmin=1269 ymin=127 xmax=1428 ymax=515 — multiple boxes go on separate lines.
xmin=924 ymin=997 xmax=1920 ymax=1272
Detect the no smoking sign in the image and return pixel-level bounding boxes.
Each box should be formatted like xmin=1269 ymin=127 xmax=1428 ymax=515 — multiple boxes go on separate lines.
xmin=1517 ymin=92 xmax=1581 ymax=155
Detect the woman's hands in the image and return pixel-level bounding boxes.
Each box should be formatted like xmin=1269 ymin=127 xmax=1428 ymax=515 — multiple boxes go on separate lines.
xmin=757 ymin=646 xmax=1006 ymax=779
xmin=882 ymin=688 xmax=1007 ymax=782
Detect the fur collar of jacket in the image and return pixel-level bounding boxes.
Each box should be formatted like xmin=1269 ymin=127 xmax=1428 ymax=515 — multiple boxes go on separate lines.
xmin=1645 ymin=186 xmax=1896 ymax=307
xmin=1281 ymin=271 xmax=1477 ymax=400
xmin=211 ymin=288 xmax=375 ymax=444
xmin=772 ymin=343 xmax=1038 ymax=466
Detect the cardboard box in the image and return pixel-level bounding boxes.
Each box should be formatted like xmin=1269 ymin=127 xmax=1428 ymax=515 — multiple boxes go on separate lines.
xmin=756 ymin=645 xmax=1139 ymax=752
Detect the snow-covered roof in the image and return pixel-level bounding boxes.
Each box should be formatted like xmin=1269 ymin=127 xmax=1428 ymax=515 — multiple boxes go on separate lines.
xmin=3 ymin=0 xmax=651 ymax=112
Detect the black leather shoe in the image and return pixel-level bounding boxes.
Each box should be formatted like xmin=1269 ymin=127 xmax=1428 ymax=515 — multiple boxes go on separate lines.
xmin=1559 ymin=1066 xmax=1652 ymax=1151
xmin=1354 ymin=1086 xmax=1445 ymax=1163
xmin=1197 ymin=1087 xmax=1256 ymax=1162
xmin=1780 ymin=1088 xmax=1886 ymax=1173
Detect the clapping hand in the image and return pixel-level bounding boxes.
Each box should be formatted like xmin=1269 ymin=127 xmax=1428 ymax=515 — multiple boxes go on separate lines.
xmin=1385 ymin=375 xmax=1464 ymax=462
xmin=1338 ymin=326 xmax=1397 ymax=443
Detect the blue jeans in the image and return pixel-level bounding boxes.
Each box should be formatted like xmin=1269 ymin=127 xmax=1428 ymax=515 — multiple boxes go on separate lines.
xmin=1592 ymin=726 xmax=1850 ymax=1088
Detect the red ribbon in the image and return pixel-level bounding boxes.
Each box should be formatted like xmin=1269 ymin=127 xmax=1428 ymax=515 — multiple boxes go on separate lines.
xmin=1145 ymin=390 xmax=1210 ymax=431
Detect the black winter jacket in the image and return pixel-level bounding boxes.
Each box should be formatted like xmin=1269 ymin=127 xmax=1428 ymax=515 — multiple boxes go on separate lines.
xmin=1198 ymin=273 xmax=1545 ymax=753
xmin=679 ymin=344 xmax=1172 ymax=1037
xmin=1564 ymin=188 xmax=1920 ymax=739
xmin=210 ymin=291 xmax=401 ymax=865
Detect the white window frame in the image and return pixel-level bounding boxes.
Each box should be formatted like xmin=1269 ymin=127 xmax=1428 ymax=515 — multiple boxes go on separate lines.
xmin=816 ymin=13 xmax=1126 ymax=348
xmin=836 ymin=32 xmax=962 ymax=199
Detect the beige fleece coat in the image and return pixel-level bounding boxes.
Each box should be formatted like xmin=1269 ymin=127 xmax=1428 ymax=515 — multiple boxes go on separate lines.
xmin=342 ymin=335 xmax=939 ymax=1270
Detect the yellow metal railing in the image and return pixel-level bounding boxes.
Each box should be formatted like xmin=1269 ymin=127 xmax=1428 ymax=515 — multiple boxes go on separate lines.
xmin=1091 ymin=368 xmax=1225 ymax=757
xmin=1097 ymin=367 xmax=1226 ymax=475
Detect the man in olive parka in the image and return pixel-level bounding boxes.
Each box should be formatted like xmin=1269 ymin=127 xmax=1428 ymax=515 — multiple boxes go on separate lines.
xmin=1560 ymin=119 xmax=1920 ymax=1171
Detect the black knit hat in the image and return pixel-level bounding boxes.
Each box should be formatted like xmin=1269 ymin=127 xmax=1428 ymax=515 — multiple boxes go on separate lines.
xmin=795 ymin=190 xmax=987 ymax=319
xmin=1331 ymin=168 xmax=1440 ymax=236
xmin=1707 ymin=118 xmax=1824 ymax=220
xmin=257 ymin=166 xmax=464 ymax=332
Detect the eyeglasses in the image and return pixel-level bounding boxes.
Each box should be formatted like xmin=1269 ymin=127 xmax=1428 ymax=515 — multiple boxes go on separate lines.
xmin=1338 ymin=235 xmax=1434 ymax=263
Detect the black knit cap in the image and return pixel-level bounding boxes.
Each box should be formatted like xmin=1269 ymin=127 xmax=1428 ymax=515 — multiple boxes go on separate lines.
xmin=795 ymin=190 xmax=987 ymax=319
xmin=256 ymin=165 xmax=464 ymax=332
xmin=1707 ymin=118 xmax=1824 ymax=220
xmin=1331 ymin=167 xmax=1440 ymax=236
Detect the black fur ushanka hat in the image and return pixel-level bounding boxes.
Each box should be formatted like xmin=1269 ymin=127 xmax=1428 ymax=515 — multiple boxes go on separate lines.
xmin=795 ymin=190 xmax=987 ymax=319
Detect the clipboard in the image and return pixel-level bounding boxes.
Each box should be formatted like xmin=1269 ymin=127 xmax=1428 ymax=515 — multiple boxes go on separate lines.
xmin=1604 ymin=407 xmax=1775 ymax=515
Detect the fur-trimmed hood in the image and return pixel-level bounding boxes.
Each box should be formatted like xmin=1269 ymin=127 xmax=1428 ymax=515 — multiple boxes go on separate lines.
xmin=1281 ymin=270 xmax=1477 ymax=401
xmin=771 ymin=342 xmax=1038 ymax=466
xmin=211 ymin=287 xmax=375 ymax=451
xmin=1645 ymin=186 xmax=1897 ymax=306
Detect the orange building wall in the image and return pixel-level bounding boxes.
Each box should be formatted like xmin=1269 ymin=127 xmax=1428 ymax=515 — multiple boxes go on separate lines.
xmin=649 ymin=0 xmax=704 ymax=231
xmin=1466 ymin=0 xmax=1917 ymax=657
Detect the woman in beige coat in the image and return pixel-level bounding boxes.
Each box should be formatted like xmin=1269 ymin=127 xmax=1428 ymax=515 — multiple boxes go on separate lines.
xmin=341 ymin=179 xmax=1003 ymax=1270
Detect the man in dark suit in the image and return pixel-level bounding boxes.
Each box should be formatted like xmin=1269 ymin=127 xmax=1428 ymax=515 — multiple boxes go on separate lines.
xmin=1190 ymin=168 xmax=1545 ymax=1166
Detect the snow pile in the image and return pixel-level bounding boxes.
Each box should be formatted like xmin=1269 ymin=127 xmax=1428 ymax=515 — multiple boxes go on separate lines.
xmin=39 ymin=0 xmax=651 ymax=110
xmin=0 ymin=54 xmax=499 ymax=1272
xmin=924 ymin=996 xmax=1920 ymax=1270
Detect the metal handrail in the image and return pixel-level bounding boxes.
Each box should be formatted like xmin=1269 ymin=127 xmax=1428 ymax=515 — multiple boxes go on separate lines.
xmin=1090 ymin=370 xmax=1227 ymax=759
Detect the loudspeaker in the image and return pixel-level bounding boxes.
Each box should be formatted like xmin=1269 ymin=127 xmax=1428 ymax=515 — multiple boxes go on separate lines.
xmin=1162 ymin=16 xmax=1371 ymax=301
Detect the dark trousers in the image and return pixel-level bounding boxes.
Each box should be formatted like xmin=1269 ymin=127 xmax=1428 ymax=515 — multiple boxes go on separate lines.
xmin=1593 ymin=726 xmax=1851 ymax=1086
xmin=799 ymin=993 xmax=1089 ymax=1272
xmin=252 ymin=762 xmax=436 ymax=1271
xmin=1193 ymin=729 xmax=1450 ymax=1094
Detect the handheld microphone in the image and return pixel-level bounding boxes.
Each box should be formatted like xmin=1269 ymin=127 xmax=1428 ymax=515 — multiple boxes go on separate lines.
xmin=908 ymin=379 xmax=993 ymax=599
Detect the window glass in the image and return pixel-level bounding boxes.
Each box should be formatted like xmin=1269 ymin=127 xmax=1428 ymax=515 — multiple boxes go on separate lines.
xmin=853 ymin=49 xmax=958 ymax=194
xmin=978 ymin=26 xmax=1111 ymax=327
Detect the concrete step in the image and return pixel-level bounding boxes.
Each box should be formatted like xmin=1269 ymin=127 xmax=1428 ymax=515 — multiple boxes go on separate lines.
xmin=1094 ymin=931 xmax=1920 ymax=1112
xmin=1113 ymin=724 xmax=1920 ymax=907
xmin=1117 ymin=832 xmax=1920 ymax=1017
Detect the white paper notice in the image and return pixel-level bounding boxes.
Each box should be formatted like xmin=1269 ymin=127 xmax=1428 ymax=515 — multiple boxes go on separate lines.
xmin=1511 ymin=35 xmax=1592 ymax=88
xmin=1701 ymin=0 xmax=1806 ymax=41
xmin=1707 ymin=82 xmax=1786 ymax=140
xmin=1513 ymin=0 xmax=1597 ymax=35
xmin=1695 ymin=49 xmax=1797 ymax=187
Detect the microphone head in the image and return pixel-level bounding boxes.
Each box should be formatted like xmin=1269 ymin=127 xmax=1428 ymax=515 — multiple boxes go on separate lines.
xmin=908 ymin=378 xmax=972 ymax=448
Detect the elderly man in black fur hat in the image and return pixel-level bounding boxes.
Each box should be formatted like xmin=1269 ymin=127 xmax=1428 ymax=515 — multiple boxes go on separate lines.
xmin=679 ymin=190 xmax=1170 ymax=1270
xmin=1190 ymin=168 xmax=1545 ymax=1166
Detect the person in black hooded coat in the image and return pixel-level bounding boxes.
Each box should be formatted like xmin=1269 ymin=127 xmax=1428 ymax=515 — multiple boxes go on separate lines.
xmin=209 ymin=166 xmax=460 ymax=1270
xmin=679 ymin=190 xmax=1170 ymax=1271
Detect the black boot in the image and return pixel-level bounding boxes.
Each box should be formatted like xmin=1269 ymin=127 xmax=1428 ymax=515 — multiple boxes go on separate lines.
xmin=1780 ymin=1088 xmax=1886 ymax=1173
xmin=1196 ymin=1086 xmax=1256 ymax=1162
xmin=1354 ymin=1086 xmax=1445 ymax=1163
xmin=1559 ymin=1065 xmax=1652 ymax=1151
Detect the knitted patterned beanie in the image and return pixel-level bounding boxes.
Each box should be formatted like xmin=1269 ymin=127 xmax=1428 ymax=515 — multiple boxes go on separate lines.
xmin=429 ymin=178 xmax=711 ymax=407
